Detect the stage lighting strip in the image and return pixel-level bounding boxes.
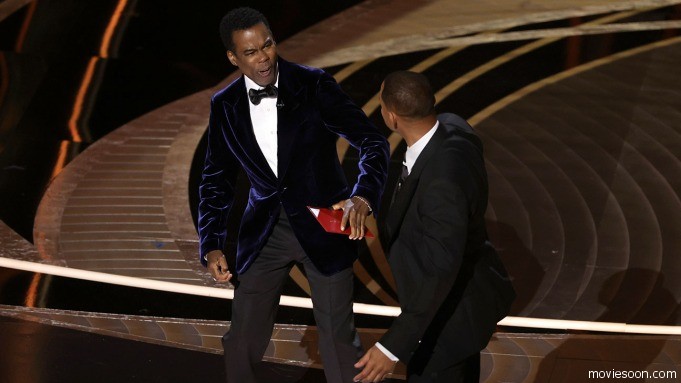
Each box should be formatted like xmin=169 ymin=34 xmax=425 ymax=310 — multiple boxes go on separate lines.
xmin=2 ymin=257 xmax=680 ymax=335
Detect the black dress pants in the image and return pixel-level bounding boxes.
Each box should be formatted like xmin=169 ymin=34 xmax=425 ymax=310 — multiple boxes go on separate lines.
xmin=222 ymin=209 xmax=362 ymax=383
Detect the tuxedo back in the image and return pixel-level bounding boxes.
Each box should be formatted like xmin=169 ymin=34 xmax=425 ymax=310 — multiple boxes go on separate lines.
xmin=379 ymin=113 xmax=515 ymax=368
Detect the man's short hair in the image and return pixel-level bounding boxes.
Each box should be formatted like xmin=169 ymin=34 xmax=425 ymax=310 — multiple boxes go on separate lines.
xmin=381 ymin=71 xmax=435 ymax=119
xmin=219 ymin=7 xmax=272 ymax=52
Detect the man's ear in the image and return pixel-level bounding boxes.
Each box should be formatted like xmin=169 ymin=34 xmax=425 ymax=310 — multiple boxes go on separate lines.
xmin=388 ymin=111 xmax=398 ymax=130
xmin=226 ymin=51 xmax=237 ymax=66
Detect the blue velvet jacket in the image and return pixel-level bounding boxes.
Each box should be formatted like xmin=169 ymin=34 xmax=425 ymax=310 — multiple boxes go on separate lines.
xmin=198 ymin=58 xmax=389 ymax=275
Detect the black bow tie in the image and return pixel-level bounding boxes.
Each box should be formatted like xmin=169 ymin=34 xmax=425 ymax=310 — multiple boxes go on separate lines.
xmin=248 ymin=84 xmax=278 ymax=105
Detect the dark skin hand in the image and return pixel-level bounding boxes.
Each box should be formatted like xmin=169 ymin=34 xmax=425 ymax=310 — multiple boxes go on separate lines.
xmin=331 ymin=196 xmax=372 ymax=240
xmin=206 ymin=250 xmax=232 ymax=283
xmin=354 ymin=345 xmax=396 ymax=382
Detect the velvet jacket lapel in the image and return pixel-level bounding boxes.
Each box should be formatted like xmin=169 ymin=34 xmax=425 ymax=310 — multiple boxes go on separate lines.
xmin=275 ymin=58 xmax=305 ymax=184
xmin=224 ymin=76 xmax=277 ymax=182
xmin=385 ymin=125 xmax=449 ymax=250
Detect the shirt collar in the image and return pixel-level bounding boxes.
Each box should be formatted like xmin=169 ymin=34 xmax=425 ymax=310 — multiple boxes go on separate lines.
xmin=405 ymin=121 xmax=439 ymax=174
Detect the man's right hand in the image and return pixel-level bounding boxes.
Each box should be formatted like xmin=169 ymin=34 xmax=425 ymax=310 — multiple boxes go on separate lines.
xmin=353 ymin=345 xmax=397 ymax=382
xmin=206 ymin=250 xmax=232 ymax=283
xmin=331 ymin=197 xmax=371 ymax=240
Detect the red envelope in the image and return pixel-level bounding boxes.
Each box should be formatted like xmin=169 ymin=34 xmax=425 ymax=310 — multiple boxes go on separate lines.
xmin=306 ymin=206 xmax=375 ymax=238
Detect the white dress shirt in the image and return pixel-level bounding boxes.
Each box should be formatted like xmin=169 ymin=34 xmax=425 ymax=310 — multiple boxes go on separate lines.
xmin=245 ymin=75 xmax=279 ymax=177
xmin=375 ymin=120 xmax=440 ymax=362
xmin=404 ymin=121 xmax=439 ymax=175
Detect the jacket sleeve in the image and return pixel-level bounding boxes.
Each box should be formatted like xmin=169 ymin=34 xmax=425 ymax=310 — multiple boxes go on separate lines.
xmin=315 ymin=71 xmax=390 ymax=213
xmin=197 ymin=96 xmax=240 ymax=266
xmin=379 ymin=158 xmax=474 ymax=363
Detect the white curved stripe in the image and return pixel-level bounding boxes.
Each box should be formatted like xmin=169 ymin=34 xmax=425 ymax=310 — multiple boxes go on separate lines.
xmin=2 ymin=256 xmax=680 ymax=334
xmin=0 ymin=257 xmax=235 ymax=298
xmin=498 ymin=316 xmax=681 ymax=335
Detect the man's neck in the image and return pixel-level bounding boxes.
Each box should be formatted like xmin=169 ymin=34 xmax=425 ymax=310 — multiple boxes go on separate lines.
xmin=403 ymin=115 xmax=437 ymax=147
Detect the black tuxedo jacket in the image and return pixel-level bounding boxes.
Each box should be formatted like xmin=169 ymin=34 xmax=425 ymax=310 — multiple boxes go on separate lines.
xmin=198 ymin=58 xmax=389 ymax=275
xmin=380 ymin=113 xmax=514 ymax=370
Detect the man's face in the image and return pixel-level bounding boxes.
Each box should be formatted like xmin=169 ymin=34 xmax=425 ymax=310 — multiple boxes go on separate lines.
xmin=227 ymin=22 xmax=278 ymax=87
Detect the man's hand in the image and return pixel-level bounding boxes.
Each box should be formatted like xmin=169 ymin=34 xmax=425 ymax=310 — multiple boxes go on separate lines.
xmin=331 ymin=196 xmax=371 ymax=240
xmin=206 ymin=250 xmax=232 ymax=283
xmin=353 ymin=345 xmax=396 ymax=382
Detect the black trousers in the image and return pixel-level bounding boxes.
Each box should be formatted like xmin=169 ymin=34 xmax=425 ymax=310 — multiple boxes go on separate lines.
xmin=222 ymin=209 xmax=362 ymax=383
xmin=408 ymin=352 xmax=480 ymax=383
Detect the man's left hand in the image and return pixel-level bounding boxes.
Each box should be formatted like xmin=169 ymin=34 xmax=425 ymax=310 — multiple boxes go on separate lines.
xmin=353 ymin=345 xmax=396 ymax=382
xmin=331 ymin=196 xmax=371 ymax=240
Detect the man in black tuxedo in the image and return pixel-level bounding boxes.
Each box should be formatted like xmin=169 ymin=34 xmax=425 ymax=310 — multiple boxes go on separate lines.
xmin=354 ymin=71 xmax=514 ymax=383
xmin=197 ymin=7 xmax=390 ymax=383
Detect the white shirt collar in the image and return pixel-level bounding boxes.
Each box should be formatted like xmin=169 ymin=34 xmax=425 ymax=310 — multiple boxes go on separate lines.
xmin=405 ymin=121 xmax=439 ymax=174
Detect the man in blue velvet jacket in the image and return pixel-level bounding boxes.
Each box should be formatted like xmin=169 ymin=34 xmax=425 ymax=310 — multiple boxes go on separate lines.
xmin=197 ymin=7 xmax=389 ymax=383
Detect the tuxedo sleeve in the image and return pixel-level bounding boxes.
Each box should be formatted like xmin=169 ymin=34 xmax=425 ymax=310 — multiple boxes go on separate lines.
xmin=197 ymin=97 xmax=240 ymax=266
xmin=379 ymin=156 xmax=474 ymax=363
xmin=315 ymin=71 xmax=389 ymax=213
